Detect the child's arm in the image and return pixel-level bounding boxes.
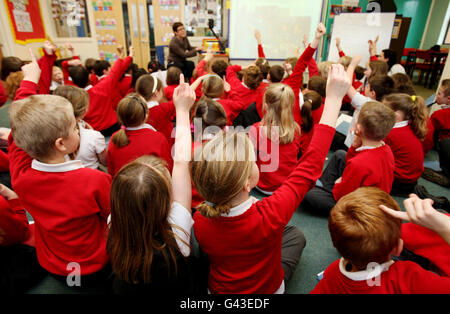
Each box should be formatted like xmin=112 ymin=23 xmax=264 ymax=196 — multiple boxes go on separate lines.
xmin=37 ymin=41 xmax=57 ymax=95
xmin=368 ymin=36 xmax=379 ymax=61
xmin=0 ymin=186 xmax=30 ymax=246
xmin=344 ymin=55 xmax=362 ymax=103
xmin=336 ymin=37 xmax=346 ymax=58
xmin=282 ymin=23 xmax=326 ymax=93
xmin=381 ymin=195 xmax=450 ymax=245
xmin=190 ymin=74 xmax=209 ymax=92
xmin=226 ymin=64 xmax=244 ymax=87
xmin=172 ymin=74 xmax=196 ymax=212
xmin=302 ymin=35 xmax=320 ymax=78
xmin=255 ymin=29 xmax=266 ymax=58
xmin=14 ymin=49 xmax=41 ymax=101
xmin=97 ymin=149 xmax=107 ymax=167
xmin=260 ymin=64 xmax=351 ymax=227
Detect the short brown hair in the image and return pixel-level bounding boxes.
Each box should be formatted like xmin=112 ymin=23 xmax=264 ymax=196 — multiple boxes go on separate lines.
xmin=1 ymin=56 xmax=23 ymax=81
xmin=368 ymin=60 xmax=388 ymax=78
xmin=329 ymin=187 xmax=402 ymax=270
xmin=268 ymin=65 xmax=285 ymax=83
xmin=368 ymin=75 xmax=394 ymax=101
xmin=202 ymin=75 xmax=224 ymax=98
xmin=166 ymin=66 xmax=182 ymax=86
xmin=357 ymin=101 xmax=396 ymax=141
xmin=172 ymin=22 xmax=184 ymax=33
xmin=211 ymin=59 xmax=228 ymax=78
xmin=255 ymin=58 xmax=270 ymax=80
xmin=10 ymin=95 xmax=74 ymax=160
xmin=136 ymin=74 xmax=163 ymax=101
xmin=53 ymin=85 xmax=89 ymax=120
xmin=193 ymin=97 xmax=227 ymax=136
xmin=307 ymin=76 xmax=327 ymax=98
xmin=243 ymin=66 xmax=263 ymax=90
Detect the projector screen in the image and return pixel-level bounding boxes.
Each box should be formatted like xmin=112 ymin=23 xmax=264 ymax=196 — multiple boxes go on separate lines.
xmin=328 ymin=13 xmax=396 ymax=67
xmin=229 ymin=0 xmax=325 ymax=60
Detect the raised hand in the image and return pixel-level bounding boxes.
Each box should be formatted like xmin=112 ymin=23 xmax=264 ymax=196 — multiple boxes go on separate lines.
xmin=117 ymin=45 xmax=125 ymax=58
xmin=43 ymin=41 xmax=56 ymax=55
xmin=173 ymin=74 xmax=196 ymax=113
xmin=22 ymin=48 xmax=41 ymax=84
xmin=302 ymin=34 xmax=309 ymax=49
xmin=311 ymin=23 xmax=326 ymax=49
xmin=254 ymin=29 xmax=262 ymax=44
xmin=326 ymin=64 xmax=351 ymax=100
xmin=128 ymin=46 xmax=134 ymax=58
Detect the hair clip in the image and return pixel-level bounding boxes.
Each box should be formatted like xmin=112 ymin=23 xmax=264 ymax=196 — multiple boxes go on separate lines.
xmin=121 ymin=125 xmax=126 ymax=130
xmin=411 ymin=95 xmax=416 ymax=102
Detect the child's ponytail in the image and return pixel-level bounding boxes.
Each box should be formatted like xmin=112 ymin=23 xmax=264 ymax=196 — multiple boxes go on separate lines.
xmin=383 ymin=93 xmax=428 ymax=141
xmin=197 ymin=201 xmax=231 ymax=219
xmin=409 ymin=95 xmax=428 ymax=141
xmin=301 ymin=91 xmax=322 ymax=133
xmin=112 ymin=94 xmax=148 ymax=148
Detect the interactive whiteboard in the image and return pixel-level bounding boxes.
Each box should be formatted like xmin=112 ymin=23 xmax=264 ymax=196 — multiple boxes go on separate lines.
xmin=229 ymin=0 xmax=324 ymax=60
xmin=328 ymin=13 xmax=396 ymax=66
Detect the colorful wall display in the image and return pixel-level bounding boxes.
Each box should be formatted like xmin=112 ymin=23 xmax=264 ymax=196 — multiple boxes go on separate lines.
xmin=4 ymin=0 xmax=47 ymax=44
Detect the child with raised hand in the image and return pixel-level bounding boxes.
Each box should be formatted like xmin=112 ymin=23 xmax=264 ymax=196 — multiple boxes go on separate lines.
xmin=136 ymin=74 xmax=175 ymax=144
xmin=191 ymin=64 xmax=351 ymax=294
xmin=53 ymin=85 xmax=107 ymax=169
xmin=107 ymin=93 xmax=173 ymax=177
xmin=310 ymin=187 xmax=450 ymax=294
xmin=107 ymin=75 xmax=205 ymax=294
xmin=8 ymin=51 xmax=112 ymax=291
xmin=382 ymin=94 xmax=428 ymax=195
xmin=164 ymin=66 xmax=182 ymax=101
xmin=249 ymin=84 xmax=301 ymax=195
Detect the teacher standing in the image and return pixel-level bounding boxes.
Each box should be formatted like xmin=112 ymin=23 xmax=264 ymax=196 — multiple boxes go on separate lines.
xmin=168 ymin=22 xmax=202 ymax=82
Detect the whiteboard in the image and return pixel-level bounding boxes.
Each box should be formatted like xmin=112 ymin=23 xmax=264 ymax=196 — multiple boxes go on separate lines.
xmin=229 ymin=0 xmax=324 ymax=60
xmin=328 ymin=13 xmax=396 ymax=67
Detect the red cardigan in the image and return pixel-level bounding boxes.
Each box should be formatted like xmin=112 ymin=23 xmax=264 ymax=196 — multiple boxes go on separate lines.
xmin=147 ymin=101 xmax=175 ymax=146
xmin=226 ymin=64 xmax=266 ymax=110
xmin=84 ymin=56 xmax=133 ymax=131
xmin=332 ymin=144 xmax=395 ymax=201
xmin=193 ymin=124 xmax=335 ymax=294
xmin=107 ymin=127 xmax=173 ymax=177
xmin=384 ymin=124 xmax=424 ymax=184
xmin=250 ymin=122 xmax=302 ymax=192
xmin=164 ymin=84 xmax=178 ymax=102
xmin=431 ymin=107 xmax=450 ymax=141
xmin=310 ymin=259 xmax=450 ymax=294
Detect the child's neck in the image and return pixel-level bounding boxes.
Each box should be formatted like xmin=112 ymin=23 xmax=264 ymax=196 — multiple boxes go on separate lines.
xmin=38 ymin=153 xmax=69 ymax=165
xmin=361 ymin=138 xmax=384 ymax=149
xmin=229 ymin=191 xmax=251 ymax=208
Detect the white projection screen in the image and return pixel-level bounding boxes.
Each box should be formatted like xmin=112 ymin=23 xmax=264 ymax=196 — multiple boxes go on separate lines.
xmin=229 ymin=0 xmax=325 ymax=60
xmin=328 ymin=13 xmax=396 ymax=66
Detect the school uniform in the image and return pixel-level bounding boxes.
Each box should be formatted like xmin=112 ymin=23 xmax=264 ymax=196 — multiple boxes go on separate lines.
xmin=164 ymin=84 xmax=178 ymax=102
xmin=401 ymin=216 xmax=450 ymax=277
xmin=302 ymin=144 xmax=394 ymax=215
xmin=107 ymin=124 xmax=173 ymax=177
xmin=146 ymin=100 xmax=175 ymax=146
xmin=431 ymin=106 xmax=450 ymax=141
xmin=216 ymin=90 xmax=246 ymax=126
xmin=250 ymin=122 xmax=302 ymax=193
xmin=193 ymin=124 xmax=335 ymax=294
xmin=84 ymin=56 xmax=133 ymax=132
xmin=384 ymin=121 xmax=424 ymax=187
xmin=118 ymin=74 xmax=132 ymax=97
xmin=89 ymin=73 xmax=99 ymax=86
xmin=226 ymin=65 xmax=266 ymax=109
xmin=37 ymin=50 xmax=57 ymax=95
xmin=0 ymin=196 xmax=31 ymax=247
xmin=310 ymin=258 xmax=450 ymax=294
xmin=0 ymin=81 xmax=7 ymax=106
xmin=61 ymin=56 xmax=80 ymax=87
xmin=422 ymin=117 xmax=435 ymax=155
xmin=8 ymin=135 xmax=111 ymax=277
xmin=299 ymin=101 xmax=325 ymax=155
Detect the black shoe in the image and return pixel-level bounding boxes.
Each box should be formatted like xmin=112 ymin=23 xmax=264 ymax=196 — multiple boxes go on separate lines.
xmin=414 ymin=185 xmax=450 ymax=213
xmin=421 ymin=168 xmax=450 ymax=188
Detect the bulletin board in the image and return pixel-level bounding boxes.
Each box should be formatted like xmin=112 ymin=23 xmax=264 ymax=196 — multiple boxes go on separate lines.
xmin=152 ymin=0 xmax=185 ymax=46
xmin=91 ymin=0 xmax=126 ymax=63
xmin=4 ymin=0 xmax=47 ymax=45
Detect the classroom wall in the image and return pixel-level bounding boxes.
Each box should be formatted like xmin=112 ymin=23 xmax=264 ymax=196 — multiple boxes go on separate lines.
xmin=422 ymin=0 xmax=450 ymax=49
xmin=394 ymin=0 xmax=432 ymax=49
xmin=0 ymin=1 xmax=100 ymax=62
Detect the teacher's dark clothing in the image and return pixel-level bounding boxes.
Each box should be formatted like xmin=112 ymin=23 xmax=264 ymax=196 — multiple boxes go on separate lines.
xmin=167 ymin=36 xmax=197 ymax=81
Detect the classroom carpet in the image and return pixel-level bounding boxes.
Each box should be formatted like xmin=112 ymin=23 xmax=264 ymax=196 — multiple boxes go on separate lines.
xmin=0 ymin=85 xmax=448 ymax=294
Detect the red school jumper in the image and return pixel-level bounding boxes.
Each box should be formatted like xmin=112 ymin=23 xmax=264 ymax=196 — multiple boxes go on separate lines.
xmin=332 ymin=144 xmax=395 ymax=202
xmin=107 ymin=125 xmax=173 ymax=177
xmin=310 ymin=259 xmax=450 ymax=294
xmin=217 ymin=89 xmax=246 ymax=126
xmin=0 ymin=196 xmax=32 ymax=247
xmin=226 ymin=65 xmax=266 ymax=110
xmin=193 ymin=124 xmax=335 ymax=294
xmin=147 ymin=101 xmax=175 ymax=146
xmin=8 ymin=135 xmax=111 ymax=276
xmin=384 ymin=122 xmax=424 ymax=184
xmin=250 ymin=122 xmax=302 ymax=192
xmin=84 ymin=56 xmax=133 ymax=132
xmin=431 ymin=106 xmax=450 ymax=141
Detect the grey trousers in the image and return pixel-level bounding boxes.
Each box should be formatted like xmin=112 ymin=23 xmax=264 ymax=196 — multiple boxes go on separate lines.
xmin=281 ymin=225 xmax=306 ymax=285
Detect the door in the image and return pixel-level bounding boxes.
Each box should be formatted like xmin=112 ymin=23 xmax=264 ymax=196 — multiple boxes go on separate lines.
xmin=127 ymin=0 xmax=150 ymax=68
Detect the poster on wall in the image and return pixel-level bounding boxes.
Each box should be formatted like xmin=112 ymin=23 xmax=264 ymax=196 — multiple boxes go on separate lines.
xmin=186 ymin=0 xmax=218 ymax=28
xmin=4 ymin=0 xmax=46 ymax=44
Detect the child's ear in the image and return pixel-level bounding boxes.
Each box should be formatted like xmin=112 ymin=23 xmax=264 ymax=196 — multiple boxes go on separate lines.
xmin=391 ymin=238 xmax=403 ymax=257
xmin=54 ymin=137 xmax=66 ymax=153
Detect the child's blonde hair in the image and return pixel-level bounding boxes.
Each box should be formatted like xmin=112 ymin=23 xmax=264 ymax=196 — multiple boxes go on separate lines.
xmin=112 ymin=94 xmax=149 ymax=148
xmin=136 ymin=74 xmax=163 ymax=101
xmin=261 ymin=84 xmax=300 ymax=144
xmin=53 ymin=85 xmax=89 ymax=120
xmin=202 ymin=75 xmax=224 ymax=99
xmin=318 ymin=61 xmax=335 ymax=79
xmin=10 ymin=95 xmax=74 ymax=160
xmin=383 ymin=93 xmax=428 ymax=141
xmin=338 ymin=56 xmax=352 ymax=69
xmin=329 ymin=187 xmax=402 ymax=271
xmin=193 ymin=97 xmax=227 ymax=136
xmin=191 ymin=132 xmax=255 ymax=218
